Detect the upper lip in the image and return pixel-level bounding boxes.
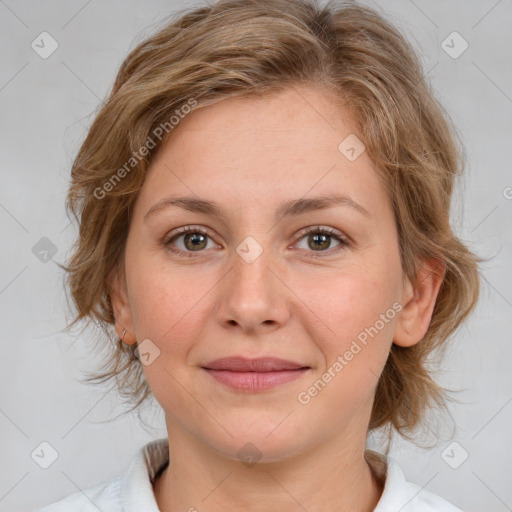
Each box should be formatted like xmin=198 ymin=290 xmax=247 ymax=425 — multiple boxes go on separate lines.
xmin=202 ymin=357 xmax=309 ymax=372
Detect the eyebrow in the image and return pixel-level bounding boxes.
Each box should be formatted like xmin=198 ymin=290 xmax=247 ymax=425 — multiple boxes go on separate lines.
xmin=144 ymin=194 xmax=370 ymax=222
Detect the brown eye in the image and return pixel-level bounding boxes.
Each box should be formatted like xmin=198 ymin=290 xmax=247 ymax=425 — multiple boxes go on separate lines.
xmin=307 ymin=232 xmax=331 ymax=251
xmin=182 ymin=231 xmax=208 ymax=251
xmin=294 ymin=226 xmax=349 ymax=258
xmin=165 ymin=226 xmax=215 ymax=255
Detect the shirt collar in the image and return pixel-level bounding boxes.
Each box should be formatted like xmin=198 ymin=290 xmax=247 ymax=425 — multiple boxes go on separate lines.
xmin=120 ymin=437 xmax=169 ymax=512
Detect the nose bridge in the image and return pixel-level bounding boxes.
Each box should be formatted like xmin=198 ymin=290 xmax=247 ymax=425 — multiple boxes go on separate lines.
xmin=217 ymin=234 xmax=288 ymax=331
xmin=232 ymin=235 xmax=276 ymax=304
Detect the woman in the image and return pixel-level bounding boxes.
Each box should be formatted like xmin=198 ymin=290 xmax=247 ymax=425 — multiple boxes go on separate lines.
xmin=37 ymin=0 xmax=481 ymax=510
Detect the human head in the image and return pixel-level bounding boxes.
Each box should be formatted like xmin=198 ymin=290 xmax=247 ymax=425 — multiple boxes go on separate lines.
xmin=62 ymin=0 xmax=481 ymax=441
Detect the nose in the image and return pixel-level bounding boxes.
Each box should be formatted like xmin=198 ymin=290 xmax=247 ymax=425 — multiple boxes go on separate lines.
xmin=215 ymin=241 xmax=291 ymax=335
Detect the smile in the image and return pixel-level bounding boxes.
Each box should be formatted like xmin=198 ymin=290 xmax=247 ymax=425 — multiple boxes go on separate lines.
xmin=201 ymin=356 xmax=311 ymax=392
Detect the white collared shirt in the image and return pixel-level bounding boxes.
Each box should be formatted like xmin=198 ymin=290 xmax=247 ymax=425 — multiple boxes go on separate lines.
xmin=35 ymin=438 xmax=463 ymax=511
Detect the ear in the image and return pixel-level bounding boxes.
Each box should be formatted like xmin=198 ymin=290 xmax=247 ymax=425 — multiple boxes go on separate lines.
xmin=393 ymin=258 xmax=445 ymax=348
xmin=108 ymin=265 xmax=137 ymax=346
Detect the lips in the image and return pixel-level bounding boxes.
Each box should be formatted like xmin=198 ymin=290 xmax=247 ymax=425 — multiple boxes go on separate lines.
xmin=201 ymin=357 xmax=310 ymax=392
xmin=203 ymin=356 xmax=308 ymax=372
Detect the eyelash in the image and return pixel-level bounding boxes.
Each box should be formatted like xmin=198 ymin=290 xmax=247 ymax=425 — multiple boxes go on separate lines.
xmin=164 ymin=225 xmax=350 ymax=259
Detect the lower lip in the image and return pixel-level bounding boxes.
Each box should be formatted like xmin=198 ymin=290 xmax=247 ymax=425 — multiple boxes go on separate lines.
xmin=202 ymin=368 xmax=309 ymax=392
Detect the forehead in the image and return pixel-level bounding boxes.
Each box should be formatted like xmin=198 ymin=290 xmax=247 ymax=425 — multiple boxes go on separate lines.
xmin=168 ymin=86 xmax=357 ymax=152
xmin=135 ymin=86 xmax=388 ymax=219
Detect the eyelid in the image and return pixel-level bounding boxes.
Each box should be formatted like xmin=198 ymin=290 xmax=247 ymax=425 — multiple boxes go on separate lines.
xmin=164 ymin=225 xmax=213 ymax=242
xmin=294 ymin=225 xmax=349 ymax=244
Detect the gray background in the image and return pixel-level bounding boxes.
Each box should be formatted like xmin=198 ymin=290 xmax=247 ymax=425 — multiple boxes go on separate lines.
xmin=1 ymin=0 xmax=511 ymax=511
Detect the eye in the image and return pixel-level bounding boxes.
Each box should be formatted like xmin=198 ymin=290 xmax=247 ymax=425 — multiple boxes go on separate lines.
xmin=164 ymin=226 xmax=218 ymax=257
xmin=293 ymin=226 xmax=350 ymax=258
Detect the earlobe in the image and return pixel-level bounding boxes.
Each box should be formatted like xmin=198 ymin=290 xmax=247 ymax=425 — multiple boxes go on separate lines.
xmin=393 ymin=258 xmax=445 ymax=348
xmin=108 ymin=267 xmax=137 ymax=346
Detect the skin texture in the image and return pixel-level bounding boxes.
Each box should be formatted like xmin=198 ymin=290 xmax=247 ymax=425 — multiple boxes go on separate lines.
xmin=110 ymin=85 xmax=443 ymax=512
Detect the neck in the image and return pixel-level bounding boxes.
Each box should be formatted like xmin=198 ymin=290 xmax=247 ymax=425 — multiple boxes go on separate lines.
xmin=153 ymin=424 xmax=383 ymax=512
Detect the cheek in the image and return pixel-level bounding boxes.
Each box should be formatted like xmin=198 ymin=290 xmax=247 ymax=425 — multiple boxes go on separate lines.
xmin=126 ymin=265 xmax=212 ymax=405
xmin=295 ymin=274 xmax=397 ymax=414
xmin=127 ymin=256 xmax=216 ymax=352
xmin=301 ymin=266 xmax=400 ymax=406
xmin=304 ymin=264 xmax=399 ymax=341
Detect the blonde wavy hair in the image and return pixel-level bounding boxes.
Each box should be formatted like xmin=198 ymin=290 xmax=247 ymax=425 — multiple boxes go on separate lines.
xmin=61 ymin=0 xmax=482 ymax=439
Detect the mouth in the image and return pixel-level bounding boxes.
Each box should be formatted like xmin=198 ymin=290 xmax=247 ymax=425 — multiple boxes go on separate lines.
xmin=201 ymin=356 xmax=311 ymax=392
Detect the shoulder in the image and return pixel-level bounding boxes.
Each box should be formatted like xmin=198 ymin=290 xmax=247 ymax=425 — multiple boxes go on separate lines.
xmin=34 ymin=438 xmax=169 ymax=512
xmin=34 ymin=476 xmax=122 ymax=512
xmin=367 ymin=451 xmax=463 ymax=512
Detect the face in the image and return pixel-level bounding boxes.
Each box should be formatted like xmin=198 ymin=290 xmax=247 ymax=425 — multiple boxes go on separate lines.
xmin=111 ymin=85 xmax=427 ymax=462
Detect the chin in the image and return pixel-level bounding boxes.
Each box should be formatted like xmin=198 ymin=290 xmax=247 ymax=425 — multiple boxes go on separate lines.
xmin=202 ymin=414 xmax=316 ymax=465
